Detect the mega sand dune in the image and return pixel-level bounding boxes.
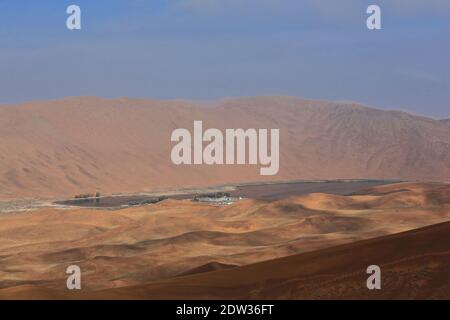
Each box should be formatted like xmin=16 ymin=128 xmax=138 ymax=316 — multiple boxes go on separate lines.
xmin=1 ymin=96 xmax=450 ymax=199
xmin=0 ymin=182 xmax=449 ymax=299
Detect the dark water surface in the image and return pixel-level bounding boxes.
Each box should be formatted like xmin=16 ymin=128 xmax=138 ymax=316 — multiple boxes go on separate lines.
xmin=55 ymin=180 xmax=396 ymax=208
xmin=229 ymin=180 xmax=395 ymax=201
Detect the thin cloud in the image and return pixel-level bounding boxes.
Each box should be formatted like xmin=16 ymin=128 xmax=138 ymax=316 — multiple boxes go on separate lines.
xmin=174 ymin=0 xmax=450 ymax=16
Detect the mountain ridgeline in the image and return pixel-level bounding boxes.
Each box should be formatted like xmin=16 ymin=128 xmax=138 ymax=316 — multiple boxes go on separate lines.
xmin=0 ymin=96 xmax=449 ymax=199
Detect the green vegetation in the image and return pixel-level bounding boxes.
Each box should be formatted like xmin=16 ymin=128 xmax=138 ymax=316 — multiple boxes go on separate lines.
xmin=74 ymin=192 xmax=101 ymax=200
xmin=74 ymin=193 xmax=94 ymax=199
xmin=158 ymin=196 xmax=168 ymax=202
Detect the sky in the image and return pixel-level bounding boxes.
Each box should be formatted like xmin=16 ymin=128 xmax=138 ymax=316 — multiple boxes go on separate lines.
xmin=0 ymin=0 xmax=449 ymax=118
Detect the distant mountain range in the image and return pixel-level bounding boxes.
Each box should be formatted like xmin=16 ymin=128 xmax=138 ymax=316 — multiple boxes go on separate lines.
xmin=0 ymin=96 xmax=449 ymax=199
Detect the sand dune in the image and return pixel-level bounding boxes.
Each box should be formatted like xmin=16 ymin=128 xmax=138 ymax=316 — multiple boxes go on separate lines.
xmin=86 ymin=221 xmax=450 ymax=300
xmin=1 ymin=96 xmax=450 ymax=199
xmin=178 ymin=262 xmax=238 ymax=277
xmin=0 ymin=182 xmax=449 ymax=299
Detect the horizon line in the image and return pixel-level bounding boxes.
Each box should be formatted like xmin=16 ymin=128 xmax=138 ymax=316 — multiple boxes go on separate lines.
xmin=0 ymin=94 xmax=447 ymax=121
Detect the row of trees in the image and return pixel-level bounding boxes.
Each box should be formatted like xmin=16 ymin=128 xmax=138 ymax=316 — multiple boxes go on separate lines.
xmin=74 ymin=192 xmax=101 ymax=199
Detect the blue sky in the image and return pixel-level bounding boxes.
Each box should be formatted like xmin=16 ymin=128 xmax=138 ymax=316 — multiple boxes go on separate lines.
xmin=0 ymin=0 xmax=449 ymax=118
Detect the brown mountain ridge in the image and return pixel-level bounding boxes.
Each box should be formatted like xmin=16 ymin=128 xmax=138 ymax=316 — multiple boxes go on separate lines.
xmin=1 ymin=96 xmax=449 ymax=199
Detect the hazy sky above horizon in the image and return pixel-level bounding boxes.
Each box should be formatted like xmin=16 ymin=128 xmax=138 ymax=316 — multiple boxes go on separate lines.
xmin=0 ymin=0 xmax=449 ymax=118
